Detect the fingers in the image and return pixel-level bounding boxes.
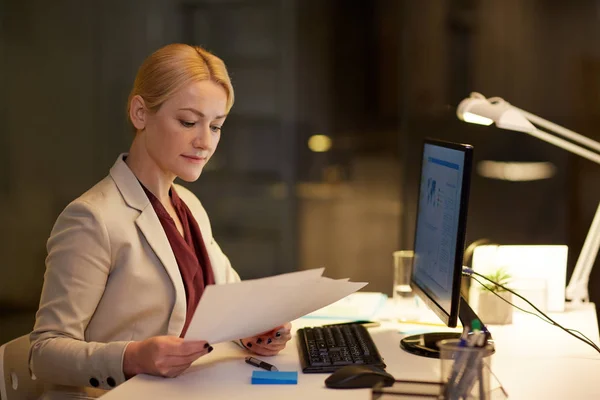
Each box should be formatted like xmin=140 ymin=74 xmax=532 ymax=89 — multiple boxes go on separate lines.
xmin=260 ymin=322 xmax=292 ymax=337
xmin=163 ymin=364 xmax=191 ymax=378
xmin=242 ymin=337 xmax=279 ymax=349
xmin=169 ymin=339 xmax=211 ymax=356
xmin=250 ymin=338 xmax=286 ymax=350
xmin=241 ymin=322 xmax=293 ymax=356
xmin=241 ymin=338 xmax=277 ymax=355
xmin=165 ymin=355 xmax=204 ymax=369
xmin=253 ymin=332 xmax=291 ymax=347
xmin=274 ymin=324 xmax=292 ymax=341
xmin=129 ymin=336 xmax=214 ymax=379
xmin=281 ymin=322 xmax=292 ymax=331
xmin=154 ymin=346 xmax=211 ymax=377
xmin=263 ymin=324 xmax=292 ymax=344
xmin=250 ymin=322 xmax=293 ymax=345
xmin=271 ymin=322 xmax=292 ymax=340
xmin=255 ymin=323 xmax=285 ymax=337
xmin=149 ymin=355 xmax=193 ymax=378
xmin=165 ymin=347 xmax=211 ymax=366
xmin=249 ymin=346 xmax=282 ymax=357
xmin=162 ymin=339 xmax=212 ymax=369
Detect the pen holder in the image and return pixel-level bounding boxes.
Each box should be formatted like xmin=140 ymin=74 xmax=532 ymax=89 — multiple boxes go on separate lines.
xmin=438 ymin=339 xmax=496 ymax=400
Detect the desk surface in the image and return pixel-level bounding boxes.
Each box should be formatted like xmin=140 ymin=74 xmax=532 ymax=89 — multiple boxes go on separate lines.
xmin=100 ymin=300 xmax=600 ymax=400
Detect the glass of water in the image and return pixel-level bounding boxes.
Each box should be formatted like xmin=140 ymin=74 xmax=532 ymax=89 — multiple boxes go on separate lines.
xmin=393 ymin=250 xmax=414 ymax=301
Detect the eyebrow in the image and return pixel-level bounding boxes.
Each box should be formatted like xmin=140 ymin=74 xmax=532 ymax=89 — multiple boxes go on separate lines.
xmin=178 ymin=107 xmax=227 ymax=119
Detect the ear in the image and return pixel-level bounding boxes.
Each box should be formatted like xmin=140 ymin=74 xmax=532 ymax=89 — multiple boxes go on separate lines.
xmin=129 ymin=95 xmax=147 ymax=131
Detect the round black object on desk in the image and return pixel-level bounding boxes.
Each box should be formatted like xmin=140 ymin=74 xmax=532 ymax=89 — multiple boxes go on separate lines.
xmin=325 ymin=365 xmax=395 ymax=389
xmin=400 ymin=332 xmax=495 ymax=358
xmin=400 ymin=332 xmax=463 ymax=358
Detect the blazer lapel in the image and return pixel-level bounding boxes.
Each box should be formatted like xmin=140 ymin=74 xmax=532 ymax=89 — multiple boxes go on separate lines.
xmin=135 ymin=210 xmax=186 ymax=335
xmin=109 ymin=154 xmax=187 ymax=336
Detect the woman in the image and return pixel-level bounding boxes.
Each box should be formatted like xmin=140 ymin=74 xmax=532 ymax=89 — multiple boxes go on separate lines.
xmin=29 ymin=43 xmax=292 ymax=397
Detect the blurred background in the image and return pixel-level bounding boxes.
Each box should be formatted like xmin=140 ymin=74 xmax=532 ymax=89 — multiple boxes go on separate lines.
xmin=2 ymin=0 xmax=600 ymax=343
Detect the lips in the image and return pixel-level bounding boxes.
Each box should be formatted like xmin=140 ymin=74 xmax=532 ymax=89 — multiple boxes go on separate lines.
xmin=182 ymin=155 xmax=207 ymax=163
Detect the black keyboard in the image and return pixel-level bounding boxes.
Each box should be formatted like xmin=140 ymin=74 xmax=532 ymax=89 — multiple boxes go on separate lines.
xmin=297 ymin=323 xmax=386 ymax=373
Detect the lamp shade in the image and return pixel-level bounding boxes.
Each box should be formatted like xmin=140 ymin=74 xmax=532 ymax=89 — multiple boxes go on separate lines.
xmin=457 ymin=92 xmax=536 ymax=133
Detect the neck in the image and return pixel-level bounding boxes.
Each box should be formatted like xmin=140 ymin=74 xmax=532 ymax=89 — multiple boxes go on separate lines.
xmin=126 ymin=133 xmax=175 ymax=205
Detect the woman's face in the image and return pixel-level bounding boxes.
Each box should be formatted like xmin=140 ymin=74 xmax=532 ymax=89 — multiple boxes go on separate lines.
xmin=143 ymin=80 xmax=228 ymax=182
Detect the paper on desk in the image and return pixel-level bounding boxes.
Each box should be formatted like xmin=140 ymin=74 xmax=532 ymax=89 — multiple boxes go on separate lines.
xmin=185 ymin=268 xmax=367 ymax=343
xmin=304 ymin=292 xmax=388 ymax=319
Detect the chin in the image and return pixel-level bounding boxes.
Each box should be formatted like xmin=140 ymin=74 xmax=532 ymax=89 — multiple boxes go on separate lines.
xmin=178 ymin=172 xmax=203 ymax=182
xmin=177 ymin=168 xmax=204 ymax=182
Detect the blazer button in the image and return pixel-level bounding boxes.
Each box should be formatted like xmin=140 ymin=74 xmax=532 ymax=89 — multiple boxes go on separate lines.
xmin=107 ymin=377 xmax=116 ymax=387
xmin=89 ymin=377 xmax=100 ymax=387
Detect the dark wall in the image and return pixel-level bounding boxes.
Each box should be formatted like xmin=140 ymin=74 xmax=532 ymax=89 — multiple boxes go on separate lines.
xmin=0 ymin=0 xmax=302 ymax=342
xmin=398 ymin=0 xmax=600 ymax=311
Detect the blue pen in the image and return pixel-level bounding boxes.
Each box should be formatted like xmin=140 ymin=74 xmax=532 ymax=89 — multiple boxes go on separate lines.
xmin=455 ymin=325 xmax=486 ymax=397
xmin=447 ymin=321 xmax=482 ymax=397
xmin=444 ymin=324 xmax=471 ymax=398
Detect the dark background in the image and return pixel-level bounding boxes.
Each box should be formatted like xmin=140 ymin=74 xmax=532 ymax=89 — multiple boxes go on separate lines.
xmin=2 ymin=0 xmax=599 ymax=343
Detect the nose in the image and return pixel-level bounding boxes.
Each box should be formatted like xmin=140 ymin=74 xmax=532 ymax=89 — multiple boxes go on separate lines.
xmin=192 ymin=124 xmax=212 ymax=150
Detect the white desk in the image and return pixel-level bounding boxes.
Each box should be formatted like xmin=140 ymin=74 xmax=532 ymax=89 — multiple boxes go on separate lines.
xmin=100 ymin=301 xmax=600 ymax=400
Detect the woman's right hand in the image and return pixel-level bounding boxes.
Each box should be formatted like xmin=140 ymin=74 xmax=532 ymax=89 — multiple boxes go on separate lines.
xmin=123 ymin=336 xmax=212 ymax=379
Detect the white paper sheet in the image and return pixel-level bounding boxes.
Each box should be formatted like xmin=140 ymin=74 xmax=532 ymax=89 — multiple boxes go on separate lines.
xmin=184 ymin=268 xmax=367 ymax=343
xmin=304 ymin=292 xmax=388 ymax=319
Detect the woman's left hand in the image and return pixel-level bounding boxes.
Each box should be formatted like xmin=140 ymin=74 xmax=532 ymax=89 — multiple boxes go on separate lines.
xmin=240 ymin=322 xmax=292 ymax=356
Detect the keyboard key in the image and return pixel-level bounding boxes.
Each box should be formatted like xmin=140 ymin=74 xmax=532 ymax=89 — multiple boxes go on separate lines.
xmin=298 ymin=324 xmax=385 ymax=373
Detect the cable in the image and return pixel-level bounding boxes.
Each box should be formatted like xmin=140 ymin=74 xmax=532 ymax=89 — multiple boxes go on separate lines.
xmin=471 ymin=276 xmax=551 ymax=323
xmin=467 ymin=270 xmax=600 ymax=353
xmin=463 ymin=268 xmax=600 ymax=354
xmin=469 ymin=274 xmax=599 ymax=352
xmin=470 ymin=275 xmax=593 ymax=346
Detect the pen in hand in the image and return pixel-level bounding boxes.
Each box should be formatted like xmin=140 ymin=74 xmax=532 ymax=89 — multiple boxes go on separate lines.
xmin=245 ymin=356 xmax=279 ymax=372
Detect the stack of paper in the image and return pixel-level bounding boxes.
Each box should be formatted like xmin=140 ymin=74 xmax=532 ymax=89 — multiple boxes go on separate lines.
xmin=184 ymin=268 xmax=367 ymax=343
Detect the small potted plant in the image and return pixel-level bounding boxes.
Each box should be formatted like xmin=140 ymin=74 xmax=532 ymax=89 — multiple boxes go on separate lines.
xmin=477 ymin=267 xmax=513 ymax=325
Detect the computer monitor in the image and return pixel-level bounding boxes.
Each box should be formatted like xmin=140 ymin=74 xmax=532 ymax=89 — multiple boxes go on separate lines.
xmin=400 ymin=138 xmax=491 ymax=358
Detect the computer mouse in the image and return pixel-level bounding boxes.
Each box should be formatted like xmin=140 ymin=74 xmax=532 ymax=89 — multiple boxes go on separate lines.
xmin=324 ymin=365 xmax=395 ymax=389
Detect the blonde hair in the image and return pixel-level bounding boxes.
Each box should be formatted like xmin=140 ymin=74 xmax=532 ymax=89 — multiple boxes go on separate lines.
xmin=127 ymin=43 xmax=234 ymax=131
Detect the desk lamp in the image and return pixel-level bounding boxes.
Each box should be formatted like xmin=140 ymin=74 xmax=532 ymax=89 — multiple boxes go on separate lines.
xmin=457 ymin=92 xmax=600 ymax=306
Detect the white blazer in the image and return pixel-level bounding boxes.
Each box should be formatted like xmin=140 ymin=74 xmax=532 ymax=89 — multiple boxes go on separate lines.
xmin=29 ymin=154 xmax=240 ymax=396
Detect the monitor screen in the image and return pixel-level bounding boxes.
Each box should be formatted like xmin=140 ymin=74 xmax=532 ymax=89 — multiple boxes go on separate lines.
xmin=410 ymin=139 xmax=473 ymax=327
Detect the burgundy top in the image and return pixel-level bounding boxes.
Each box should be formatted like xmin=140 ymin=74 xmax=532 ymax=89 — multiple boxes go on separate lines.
xmin=141 ymin=184 xmax=215 ymax=337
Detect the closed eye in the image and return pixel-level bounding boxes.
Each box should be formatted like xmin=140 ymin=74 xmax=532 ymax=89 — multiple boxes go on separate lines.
xmin=210 ymin=125 xmax=222 ymax=133
xmin=179 ymin=120 xmax=196 ymax=128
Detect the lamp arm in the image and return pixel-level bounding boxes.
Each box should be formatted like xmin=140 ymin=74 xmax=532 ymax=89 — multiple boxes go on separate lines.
xmin=522 ymin=125 xmax=600 ymax=304
xmin=565 ymin=202 xmax=600 ymax=303
xmin=514 ymin=111 xmax=600 ymax=304
xmin=523 ymin=127 xmax=600 ymax=166
xmin=508 ymin=109 xmax=600 ymax=305
xmin=518 ymin=108 xmax=600 ymax=154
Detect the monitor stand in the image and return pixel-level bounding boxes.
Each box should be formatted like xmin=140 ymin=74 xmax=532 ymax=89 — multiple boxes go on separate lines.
xmin=399 ymin=296 xmax=493 ymax=358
